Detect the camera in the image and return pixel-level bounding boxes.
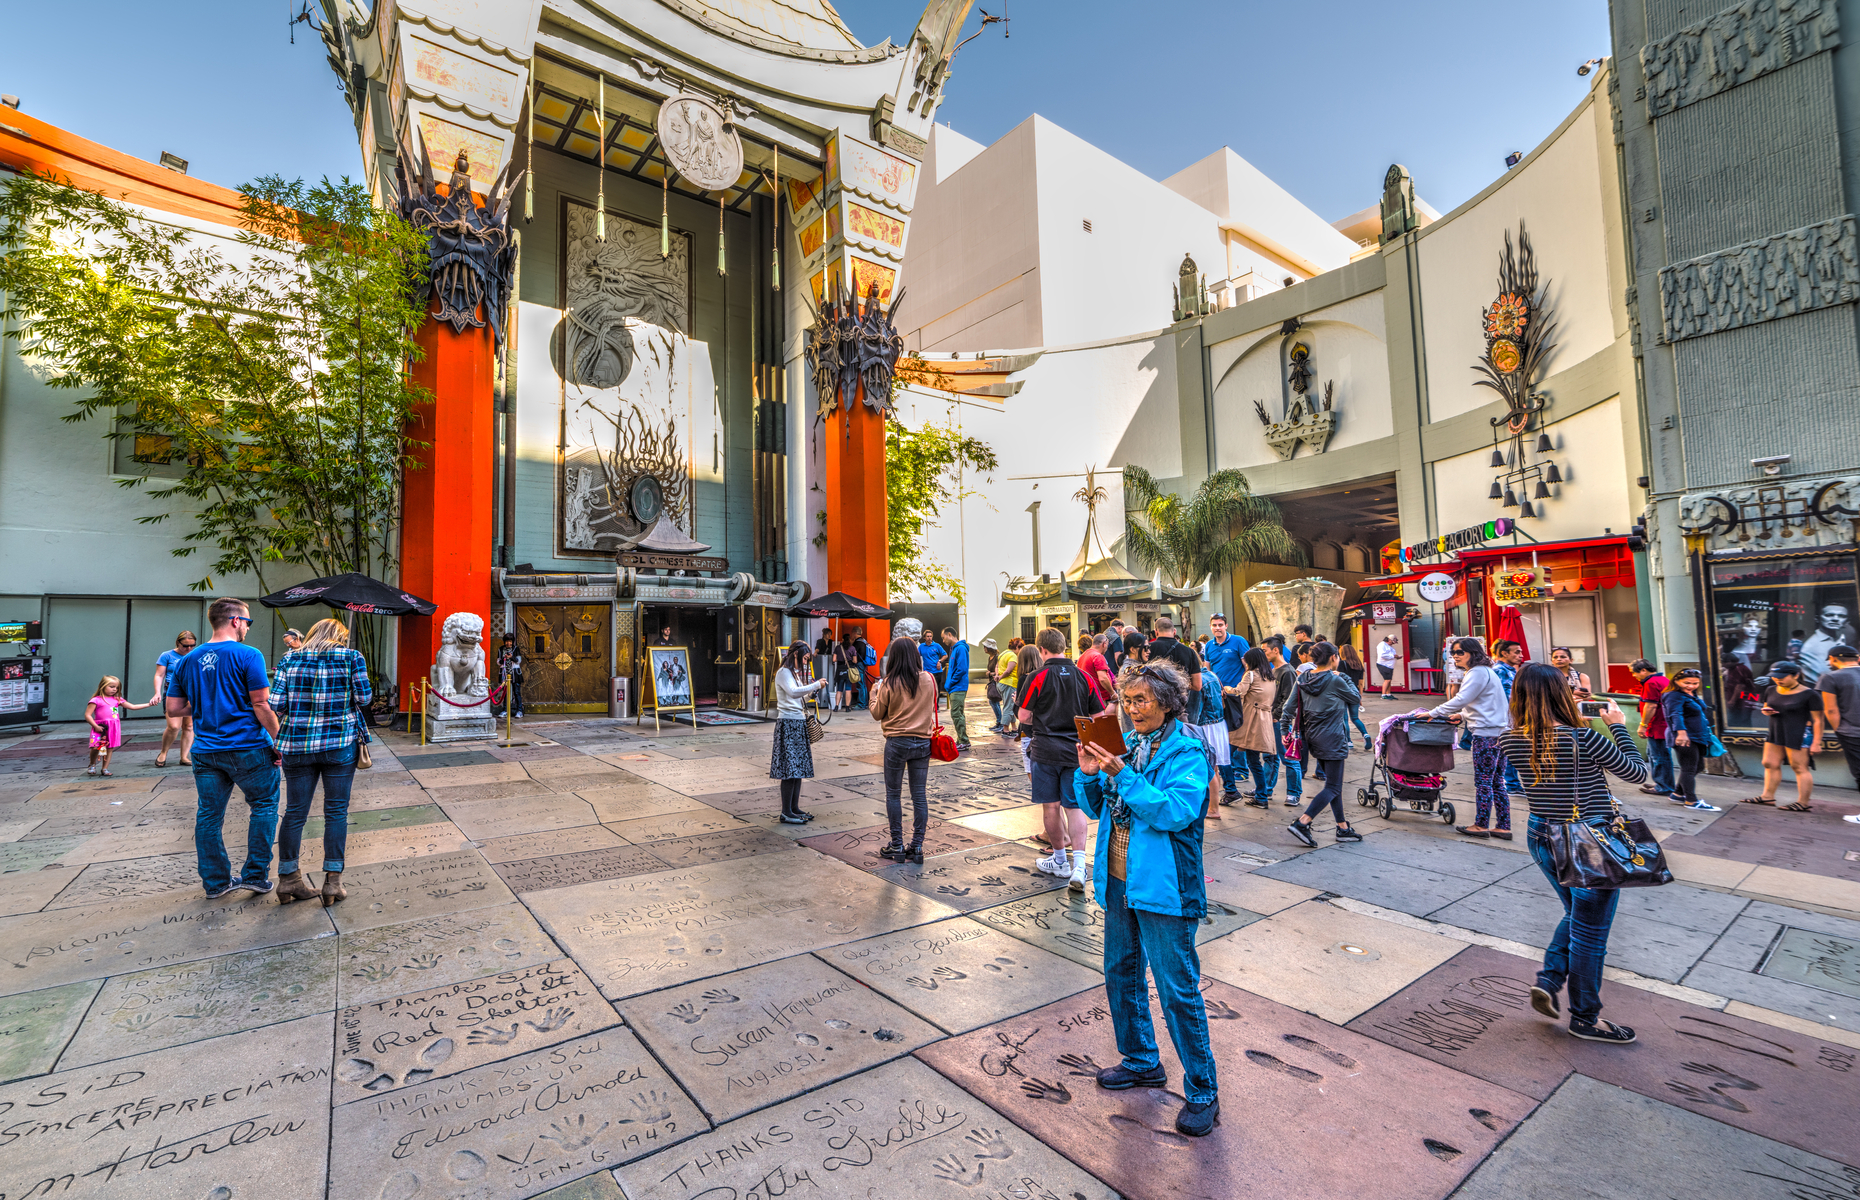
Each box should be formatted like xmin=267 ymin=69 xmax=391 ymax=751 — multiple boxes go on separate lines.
xmin=1579 ymin=700 xmax=1607 ymax=718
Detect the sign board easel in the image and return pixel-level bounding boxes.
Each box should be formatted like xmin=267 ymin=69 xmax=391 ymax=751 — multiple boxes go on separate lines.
xmin=639 ymin=645 xmax=696 ymax=732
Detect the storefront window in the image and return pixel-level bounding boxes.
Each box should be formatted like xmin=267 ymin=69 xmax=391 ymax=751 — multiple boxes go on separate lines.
xmin=1709 ymin=552 xmax=1859 ymax=732
xmin=1600 ymin=584 xmax=1642 ymax=693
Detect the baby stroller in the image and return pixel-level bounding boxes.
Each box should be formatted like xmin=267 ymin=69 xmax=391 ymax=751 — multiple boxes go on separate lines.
xmin=1358 ymin=716 xmax=1457 ymax=825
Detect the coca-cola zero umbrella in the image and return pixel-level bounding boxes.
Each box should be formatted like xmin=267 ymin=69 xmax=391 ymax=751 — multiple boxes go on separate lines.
xmin=258 ymin=573 xmax=437 ymax=617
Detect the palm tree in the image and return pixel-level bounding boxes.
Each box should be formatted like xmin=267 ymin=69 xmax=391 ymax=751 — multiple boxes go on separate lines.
xmin=1121 ymin=466 xmax=1303 ymax=626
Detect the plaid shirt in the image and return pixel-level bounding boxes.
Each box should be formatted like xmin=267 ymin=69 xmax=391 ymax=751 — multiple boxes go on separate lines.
xmin=271 ymin=647 xmax=372 ymax=755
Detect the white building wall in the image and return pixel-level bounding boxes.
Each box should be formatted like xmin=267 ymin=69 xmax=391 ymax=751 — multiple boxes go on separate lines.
xmin=1430 ymin=396 xmax=1633 ymax=545
xmin=1031 ymin=118 xmax=1227 ymax=348
xmin=1417 ymin=95 xmax=1617 ymax=422
xmin=901 ymin=331 xmax=1178 ymax=638
xmin=1208 ymin=290 xmax=1393 ymax=472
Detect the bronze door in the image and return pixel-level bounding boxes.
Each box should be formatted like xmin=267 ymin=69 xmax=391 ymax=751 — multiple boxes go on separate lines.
xmin=514 ymin=605 xmax=611 ymax=712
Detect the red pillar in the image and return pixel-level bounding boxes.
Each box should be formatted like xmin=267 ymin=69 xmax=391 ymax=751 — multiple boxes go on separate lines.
xmin=397 ymin=316 xmax=496 ymax=707
xmin=824 ymin=384 xmax=891 ymax=648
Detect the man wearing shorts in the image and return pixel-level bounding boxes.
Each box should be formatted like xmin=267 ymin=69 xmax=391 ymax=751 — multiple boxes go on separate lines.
xmin=1375 ymin=634 xmax=1400 ymax=697
xmin=1017 ymin=627 xmax=1103 ymax=890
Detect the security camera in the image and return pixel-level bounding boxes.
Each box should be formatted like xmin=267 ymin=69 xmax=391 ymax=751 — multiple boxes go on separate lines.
xmin=1752 ymin=454 xmax=1790 ymax=477
xmin=1577 ymin=58 xmax=1605 ymax=77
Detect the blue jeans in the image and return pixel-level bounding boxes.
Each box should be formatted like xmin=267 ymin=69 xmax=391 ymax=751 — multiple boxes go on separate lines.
xmin=1275 ymin=721 xmax=1303 ymax=799
xmin=1102 ymin=875 xmax=1218 ymax=1105
xmin=883 ymin=736 xmax=931 ymax=845
xmin=192 ymin=747 xmax=280 ymax=892
xmin=1527 ymin=814 xmax=1622 ymax=1022
xmin=1344 ymin=698 xmax=1368 ymax=741
xmin=1644 ymin=738 xmax=1675 ymax=793
xmin=280 ymin=743 xmax=358 ymax=873
xmin=1247 ymin=749 xmax=1278 ymax=796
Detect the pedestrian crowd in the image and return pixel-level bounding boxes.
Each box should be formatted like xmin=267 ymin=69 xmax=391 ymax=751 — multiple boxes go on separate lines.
xmin=81 ymin=599 xmax=1860 ymax=1144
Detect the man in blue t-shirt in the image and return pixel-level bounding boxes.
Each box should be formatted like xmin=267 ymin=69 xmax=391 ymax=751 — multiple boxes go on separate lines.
xmin=918 ymin=630 xmax=946 ymax=691
xmin=941 ymin=627 xmax=971 ymax=750
xmin=166 ymin=596 xmax=282 ymax=898
xmin=1202 ymin=612 xmax=1252 ymax=798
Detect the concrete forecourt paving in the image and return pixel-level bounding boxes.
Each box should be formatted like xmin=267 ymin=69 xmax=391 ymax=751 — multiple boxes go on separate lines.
xmin=0 ymin=691 xmax=1856 ymax=1199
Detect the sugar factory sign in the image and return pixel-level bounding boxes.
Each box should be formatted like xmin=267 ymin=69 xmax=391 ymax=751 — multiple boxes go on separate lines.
xmin=1399 ymin=518 xmax=1514 ymax=566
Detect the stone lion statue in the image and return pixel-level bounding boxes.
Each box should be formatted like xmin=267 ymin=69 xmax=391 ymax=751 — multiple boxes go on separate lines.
xmin=431 ymin=612 xmax=490 ymax=699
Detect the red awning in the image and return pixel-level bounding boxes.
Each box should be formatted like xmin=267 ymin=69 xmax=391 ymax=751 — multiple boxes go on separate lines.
xmin=1458 ymin=535 xmax=1636 ymax=591
xmin=1454 ymin=535 xmax=1630 ymax=562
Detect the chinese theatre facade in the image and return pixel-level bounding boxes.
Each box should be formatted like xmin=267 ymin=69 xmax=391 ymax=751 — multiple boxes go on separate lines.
xmin=321 ymin=0 xmax=970 ymax=712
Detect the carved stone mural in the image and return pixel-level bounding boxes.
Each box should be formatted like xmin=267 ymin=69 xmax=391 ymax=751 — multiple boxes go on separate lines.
xmin=1658 ymin=214 xmax=1860 ymax=344
xmin=1640 ymin=0 xmax=1840 ymax=118
xmin=558 ymin=200 xmax=719 ymax=555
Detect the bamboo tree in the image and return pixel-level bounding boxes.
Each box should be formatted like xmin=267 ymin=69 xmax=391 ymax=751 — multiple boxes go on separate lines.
xmin=0 ymin=170 xmax=430 ymax=676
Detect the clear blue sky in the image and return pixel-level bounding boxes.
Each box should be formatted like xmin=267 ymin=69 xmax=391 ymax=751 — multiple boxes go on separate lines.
xmin=4 ymin=1 xmax=1611 ymax=223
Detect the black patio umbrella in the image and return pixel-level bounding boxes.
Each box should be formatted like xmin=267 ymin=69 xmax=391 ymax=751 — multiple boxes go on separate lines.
xmin=783 ymin=591 xmax=896 ymax=620
xmin=258 ymin=573 xmax=437 ymax=616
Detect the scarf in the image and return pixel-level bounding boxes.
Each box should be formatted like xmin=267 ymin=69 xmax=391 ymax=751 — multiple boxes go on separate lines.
xmin=1106 ymin=722 xmax=1170 ymax=826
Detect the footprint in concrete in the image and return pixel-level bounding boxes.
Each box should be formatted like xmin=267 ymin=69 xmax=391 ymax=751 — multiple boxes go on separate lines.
xmin=1469 ymin=1108 xmax=1504 ymax=1131
xmin=1244 ymin=1050 xmax=1322 ymax=1083
xmin=336 ymin=1058 xmax=379 ymax=1083
xmin=824 ymin=1018 xmax=852 ymax=1029
xmin=1423 ymin=1139 xmax=1463 ymax=1163
xmin=378 ymin=1172 xmax=421 ymax=1200
xmin=982 ymin=956 xmax=1018 ymax=973
xmin=418 ymin=1037 xmax=456 ymax=1068
xmin=206 ymin=1188 xmax=234 ymax=1200
xmin=1107 ymin=1113 xmax=1194 ymax=1148
xmin=796 ymin=1032 xmax=821 ymax=1046
xmin=1280 ymin=1034 xmax=1357 ymax=1068
xmin=872 ymin=1028 xmax=903 ymax=1043
xmin=447 ymin=1149 xmax=487 ymax=1181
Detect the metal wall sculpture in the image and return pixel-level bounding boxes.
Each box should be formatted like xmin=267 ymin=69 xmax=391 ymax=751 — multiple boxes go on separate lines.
xmin=807 ymin=283 xmax=905 ymax=421
xmin=1171 ymin=253 xmax=1212 ymax=322
xmin=1475 ymin=225 xmax=1566 ymax=520
xmin=1658 ymin=214 xmax=1860 ymax=344
xmin=1254 ymin=378 xmax=1337 ymax=460
xmin=396 ymin=139 xmax=522 ymax=354
xmin=1380 ymin=164 xmax=1418 ymax=244
xmin=1677 ymin=477 xmax=1860 ymax=551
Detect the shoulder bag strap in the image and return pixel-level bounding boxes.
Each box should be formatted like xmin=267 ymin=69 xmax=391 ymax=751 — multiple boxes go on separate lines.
xmin=1566 ymin=727 xmax=1582 ymax=822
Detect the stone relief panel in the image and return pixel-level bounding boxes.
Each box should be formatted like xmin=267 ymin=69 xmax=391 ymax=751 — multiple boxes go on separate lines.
xmin=558 ymin=200 xmax=718 ymax=555
xmin=1658 ymin=214 xmax=1860 ymax=344
xmin=1640 ymin=0 xmax=1840 ymax=117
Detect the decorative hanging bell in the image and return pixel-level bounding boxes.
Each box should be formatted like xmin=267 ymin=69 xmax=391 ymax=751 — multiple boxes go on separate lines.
xmin=1545 ymin=461 xmax=1563 ymax=484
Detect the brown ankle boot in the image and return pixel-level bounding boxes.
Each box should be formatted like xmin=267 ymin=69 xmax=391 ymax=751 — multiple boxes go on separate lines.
xmin=276 ymin=870 xmax=318 ymax=904
xmin=320 ymin=871 xmax=346 ymax=907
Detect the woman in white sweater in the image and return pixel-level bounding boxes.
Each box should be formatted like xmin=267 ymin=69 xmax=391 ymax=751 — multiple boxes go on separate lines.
xmin=770 ymin=640 xmax=831 ymax=824
xmin=1423 ymin=637 xmax=1513 ymax=840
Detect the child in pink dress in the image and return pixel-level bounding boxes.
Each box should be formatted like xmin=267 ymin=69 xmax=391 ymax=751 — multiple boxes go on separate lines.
xmin=86 ymin=676 xmax=151 ymax=777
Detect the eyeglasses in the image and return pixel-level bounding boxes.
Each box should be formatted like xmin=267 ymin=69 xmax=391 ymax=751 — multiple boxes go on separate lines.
xmin=1450 ymin=648 xmax=1469 ymax=656
xmin=1119 ymin=690 xmax=1157 ymax=708
xmin=229 ymin=616 xmax=252 ymax=626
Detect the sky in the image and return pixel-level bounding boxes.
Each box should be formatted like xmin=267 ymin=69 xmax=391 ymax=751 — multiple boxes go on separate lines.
xmin=3 ymin=0 xmax=1611 ymax=224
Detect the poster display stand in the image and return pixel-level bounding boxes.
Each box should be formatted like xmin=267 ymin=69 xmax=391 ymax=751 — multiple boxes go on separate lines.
xmin=639 ymin=645 xmax=695 ymax=732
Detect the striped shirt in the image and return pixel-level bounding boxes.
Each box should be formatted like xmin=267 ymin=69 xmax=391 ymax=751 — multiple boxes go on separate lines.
xmin=271 ymin=647 xmax=371 ymax=755
xmin=1497 ymin=724 xmax=1647 ymax=821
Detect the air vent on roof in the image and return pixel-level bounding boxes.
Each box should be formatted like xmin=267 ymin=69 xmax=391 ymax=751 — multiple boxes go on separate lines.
xmin=1082 ymin=219 xmax=1092 ymax=233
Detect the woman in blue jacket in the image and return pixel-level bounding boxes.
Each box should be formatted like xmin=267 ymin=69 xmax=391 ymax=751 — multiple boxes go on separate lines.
xmin=1660 ymin=668 xmax=1718 ymax=811
xmin=1075 ymin=660 xmax=1220 ymax=1138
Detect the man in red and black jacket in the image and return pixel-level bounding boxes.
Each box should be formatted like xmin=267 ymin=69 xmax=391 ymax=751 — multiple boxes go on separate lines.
xmin=1016 ymin=626 xmax=1105 ymax=888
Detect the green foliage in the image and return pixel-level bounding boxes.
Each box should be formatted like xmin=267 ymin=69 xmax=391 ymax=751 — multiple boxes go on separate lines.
xmin=0 ymin=170 xmax=430 ymax=595
xmin=1121 ymin=466 xmax=1303 ymax=597
xmin=884 ymin=414 xmax=997 ymax=602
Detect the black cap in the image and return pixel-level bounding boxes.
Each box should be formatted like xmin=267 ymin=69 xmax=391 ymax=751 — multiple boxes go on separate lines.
xmin=1832 ymin=644 xmax=1859 ymax=659
xmin=1769 ymin=660 xmax=1802 ymax=676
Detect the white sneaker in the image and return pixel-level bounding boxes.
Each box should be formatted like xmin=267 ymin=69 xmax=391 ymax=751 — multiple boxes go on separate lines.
xmin=1069 ymin=856 xmax=1089 ymax=893
xmin=1845 ymin=814 xmax=1860 ymax=825
xmin=1036 ymin=850 xmax=1068 ymax=876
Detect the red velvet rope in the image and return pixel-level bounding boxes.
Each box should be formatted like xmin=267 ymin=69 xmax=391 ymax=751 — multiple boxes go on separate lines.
xmin=424 ymin=683 xmax=506 ymax=708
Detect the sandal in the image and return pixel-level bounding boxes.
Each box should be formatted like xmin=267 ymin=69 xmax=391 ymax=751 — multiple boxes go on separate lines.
xmin=1740 ymin=796 xmax=1775 ymax=805
xmin=1456 ymin=826 xmax=1492 ymax=838
xmin=1780 ymin=802 xmax=1813 ymax=812
xmin=154 ymin=754 xmax=168 ymax=768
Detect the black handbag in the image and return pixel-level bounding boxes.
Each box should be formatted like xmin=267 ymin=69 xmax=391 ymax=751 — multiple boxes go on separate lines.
xmin=1222 ymin=692 xmax=1247 ymax=731
xmin=1544 ymin=730 xmax=1672 ymax=889
xmin=1404 ymin=718 xmax=1458 ymax=747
